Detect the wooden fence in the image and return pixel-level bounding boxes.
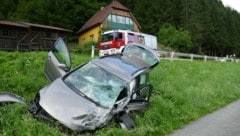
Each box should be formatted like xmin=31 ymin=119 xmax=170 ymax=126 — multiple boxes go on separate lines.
xmin=158 ymin=51 xmax=240 ymax=63
xmin=91 ymin=47 xmax=239 ymax=63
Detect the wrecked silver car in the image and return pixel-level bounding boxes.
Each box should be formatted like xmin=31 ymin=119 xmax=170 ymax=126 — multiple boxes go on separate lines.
xmin=28 ymin=37 xmax=160 ymax=132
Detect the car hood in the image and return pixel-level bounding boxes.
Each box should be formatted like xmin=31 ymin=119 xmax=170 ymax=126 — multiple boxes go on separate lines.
xmin=39 ymin=78 xmax=111 ymax=131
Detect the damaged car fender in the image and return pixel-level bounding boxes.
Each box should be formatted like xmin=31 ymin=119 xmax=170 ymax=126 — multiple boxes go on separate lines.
xmin=36 ymin=78 xmax=114 ymax=131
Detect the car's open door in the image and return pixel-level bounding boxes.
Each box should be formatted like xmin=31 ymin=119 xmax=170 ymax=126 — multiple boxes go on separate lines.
xmin=121 ymin=43 xmax=160 ymax=69
xmin=127 ymin=84 xmax=153 ymax=111
xmin=44 ymin=37 xmax=71 ymax=81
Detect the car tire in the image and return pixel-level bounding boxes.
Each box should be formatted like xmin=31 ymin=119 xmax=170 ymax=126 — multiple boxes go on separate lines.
xmin=118 ymin=114 xmax=135 ymax=129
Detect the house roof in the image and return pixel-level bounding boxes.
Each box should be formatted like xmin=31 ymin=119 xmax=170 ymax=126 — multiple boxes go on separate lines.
xmin=19 ymin=22 xmax=72 ymax=32
xmin=107 ymin=0 xmax=130 ymax=11
xmin=0 ymin=20 xmax=72 ymax=32
xmin=0 ymin=21 xmax=29 ymax=28
xmin=76 ymin=1 xmax=140 ymax=34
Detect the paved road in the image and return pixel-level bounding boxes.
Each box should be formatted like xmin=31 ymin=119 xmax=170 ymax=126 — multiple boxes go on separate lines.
xmin=169 ymin=99 xmax=240 ymax=136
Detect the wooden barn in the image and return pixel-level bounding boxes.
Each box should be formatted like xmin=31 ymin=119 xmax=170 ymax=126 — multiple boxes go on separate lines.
xmin=0 ymin=21 xmax=72 ymax=51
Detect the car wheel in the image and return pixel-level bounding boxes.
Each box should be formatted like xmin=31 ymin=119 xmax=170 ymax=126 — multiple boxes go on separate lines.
xmin=118 ymin=114 xmax=135 ymax=129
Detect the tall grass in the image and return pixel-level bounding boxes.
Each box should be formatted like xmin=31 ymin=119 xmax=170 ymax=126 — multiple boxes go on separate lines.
xmin=0 ymin=51 xmax=240 ymax=135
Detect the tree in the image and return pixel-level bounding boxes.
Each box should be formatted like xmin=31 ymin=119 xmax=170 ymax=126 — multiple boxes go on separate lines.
xmin=0 ymin=0 xmax=18 ymax=20
xmin=2 ymin=0 xmax=240 ymax=56
xmin=12 ymin=0 xmax=108 ymax=41
xmin=158 ymin=25 xmax=192 ymax=52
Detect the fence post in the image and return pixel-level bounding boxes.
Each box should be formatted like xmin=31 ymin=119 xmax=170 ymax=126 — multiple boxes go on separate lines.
xmin=91 ymin=44 xmax=95 ymax=58
xmin=190 ymin=54 xmax=194 ymax=62
xmin=204 ymin=56 xmax=207 ymax=63
xmin=170 ymin=52 xmax=174 ymax=61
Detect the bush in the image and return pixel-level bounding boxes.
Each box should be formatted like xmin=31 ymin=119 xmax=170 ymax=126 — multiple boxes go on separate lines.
xmin=158 ymin=25 xmax=193 ymax=52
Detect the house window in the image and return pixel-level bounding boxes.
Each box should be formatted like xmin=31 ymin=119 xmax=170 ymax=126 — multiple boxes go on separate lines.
xmin=82 ymin=38 xmax=86 ymax=45
xmin=108 ymin=14 xmax=133 ymax=25
xmin=90 ymin=34 xmax=94 ymax=42
xmin=107 ymin=14 xmax=134 ymax=30
xmin=129 ymin=19 xmax=133 ymax=25
xmin=107 ymin=15 xmax=111 ymax=21
xmin=126 ymin=17 xmax=130 ymax=24
xmin=112 ymin=15 xmax=117 ymax=22
xmin=117 ymin=16 xmax=125 ymax=24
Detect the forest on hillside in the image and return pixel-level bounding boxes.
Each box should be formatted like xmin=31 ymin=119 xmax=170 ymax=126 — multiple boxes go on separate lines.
xmin=1 ymin=0 xmax=240 ymax=56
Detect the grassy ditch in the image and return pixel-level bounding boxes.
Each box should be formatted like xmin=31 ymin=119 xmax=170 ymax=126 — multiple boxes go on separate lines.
xmin=0 ymin=51 xmax=240 ymax=136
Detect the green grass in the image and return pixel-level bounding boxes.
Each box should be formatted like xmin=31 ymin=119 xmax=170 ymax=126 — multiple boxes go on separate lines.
xmin=0 ymin=51 xmax=240 ymax=136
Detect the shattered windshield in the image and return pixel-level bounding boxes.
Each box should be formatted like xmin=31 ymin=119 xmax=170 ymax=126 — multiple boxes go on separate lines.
xmin=64 ymin=62 xmax=126 ymax=108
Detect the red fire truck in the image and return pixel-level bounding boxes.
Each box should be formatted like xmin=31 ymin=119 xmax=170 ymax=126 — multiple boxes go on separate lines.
xmin=98 ymin=29 xmax=157 ymax=56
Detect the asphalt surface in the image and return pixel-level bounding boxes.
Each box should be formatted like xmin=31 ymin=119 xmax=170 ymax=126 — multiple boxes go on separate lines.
xmin=169 ymin=99 xmax=240 ymax=136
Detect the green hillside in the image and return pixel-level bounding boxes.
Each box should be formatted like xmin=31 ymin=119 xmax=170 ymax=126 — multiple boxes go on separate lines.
xmin=0 ymin=51 xmax=240 ymax=136
xmin=2 ymin=0 xmax=240 ymax=56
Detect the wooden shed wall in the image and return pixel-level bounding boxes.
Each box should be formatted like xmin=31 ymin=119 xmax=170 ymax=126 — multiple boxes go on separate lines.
xmin=0 ymin=24 xmax=69 ymax=51
xmin=0 ymin=25 xmax=29 ymax=51
xmin=28 ymin=27 xmax=66 ymax=50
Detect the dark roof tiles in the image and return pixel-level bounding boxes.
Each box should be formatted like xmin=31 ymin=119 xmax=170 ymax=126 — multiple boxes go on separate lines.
xmin=0 ymin=20 xmax=72 ymax=32
xmin=105 ymin=1 xmax=129 ymax=11
xmin=0 ymin=21 xmax=28 ymax=28
xmin=19 ymin=22 xmax=72 ymax=32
